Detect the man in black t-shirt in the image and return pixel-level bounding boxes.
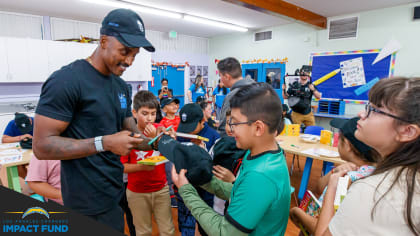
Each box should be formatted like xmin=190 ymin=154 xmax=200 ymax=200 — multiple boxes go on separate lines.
xmin=282 ymin=73 xmax=322 ymax=127
xmin=33 ymin=9 xmax=155 ymax=233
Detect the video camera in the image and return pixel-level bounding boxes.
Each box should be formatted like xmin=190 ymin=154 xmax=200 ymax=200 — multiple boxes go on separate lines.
xmin=287 ymin=65 xmax=313 ymax=98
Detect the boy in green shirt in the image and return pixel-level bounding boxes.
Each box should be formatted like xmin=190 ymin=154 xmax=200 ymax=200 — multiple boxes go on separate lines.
xmin=171 ymin=82 xmax=291 ymax=235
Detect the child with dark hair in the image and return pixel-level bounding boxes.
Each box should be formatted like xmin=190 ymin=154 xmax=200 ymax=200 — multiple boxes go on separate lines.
xmin=200 ymin=101 xmax=217 ymax=129
xmin=315 ymin=77 xmax=420 ymax=236
xmin=175 ymin=103 xmax=220 ymax=236
xmin=172 ymin=82 xmax=291 ymax=235
xmin=121 ymin=91 xmax=174 ymax=236
xmin=289 ymin=117 xmax=380 ymax=235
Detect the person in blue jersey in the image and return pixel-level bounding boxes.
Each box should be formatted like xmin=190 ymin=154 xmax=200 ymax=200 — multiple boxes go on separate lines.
xmin=188 ymin=75 xmax=207 ymax=103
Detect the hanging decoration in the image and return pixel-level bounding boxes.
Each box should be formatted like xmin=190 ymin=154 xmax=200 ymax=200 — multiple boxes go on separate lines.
xmin=151 ymin=60 xmax=189 ymax=68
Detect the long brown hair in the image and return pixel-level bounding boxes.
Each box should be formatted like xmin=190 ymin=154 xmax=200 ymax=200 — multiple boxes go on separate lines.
xmin=368 ymin=77 xmax=420 ymax=235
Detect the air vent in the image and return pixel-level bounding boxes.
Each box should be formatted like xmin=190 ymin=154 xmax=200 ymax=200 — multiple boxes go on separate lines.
xmin=328 ymin=17 xmax=358 ymax=40
xmin=254 ymin=31 xmax=272 ymax=41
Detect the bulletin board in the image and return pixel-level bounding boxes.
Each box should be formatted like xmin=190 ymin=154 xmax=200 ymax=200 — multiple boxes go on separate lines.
xmin=309 ymin=49 xmax=396 ymax=101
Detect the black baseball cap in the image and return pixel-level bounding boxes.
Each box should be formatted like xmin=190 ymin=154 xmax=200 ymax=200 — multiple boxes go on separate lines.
xmin=330 ymin=117 xmax=374 ymax=162
xmin=158 ymin=135 xmax=213 ymax=185
xmin=100 ymin=8 xmax=155 ymax=52
xmin=14 ymin=113 xmax=32 ymax=134
xmin=160 ymin=97 xmax=180 ymax=109
xmin=178 ymin=104 xmax=204 ymax=133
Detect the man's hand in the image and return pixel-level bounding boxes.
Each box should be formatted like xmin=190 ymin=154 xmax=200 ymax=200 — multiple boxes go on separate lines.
xmin=171 ymin=166 xmax=189 ymax=188
xmin=213 ymin=165 xmax=236 ymax=183
xmin=144 ymin=124 xmax=157 ymax=138
xmin=102 ymin=130 xmax=145 ymax=156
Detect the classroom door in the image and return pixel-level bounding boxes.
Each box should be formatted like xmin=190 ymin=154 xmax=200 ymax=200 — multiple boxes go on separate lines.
xmin=149 ymin=66 xmax=185 ymax=106
xmin=262 ymin=63 xmax=285 ymax=103
xmin=242 ymin=64 xmax=263 ymax=82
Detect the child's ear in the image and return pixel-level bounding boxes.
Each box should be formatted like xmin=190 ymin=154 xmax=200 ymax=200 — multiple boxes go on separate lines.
xmin=254 ymin=120 xmax=266 ymax=137
xmin=343 ymin=138 xmax=352 ymax=152
xmin=396 ymin=124 xmax=420 ymax=142
xmin=132 ymin=109 xmax=137 ymax=117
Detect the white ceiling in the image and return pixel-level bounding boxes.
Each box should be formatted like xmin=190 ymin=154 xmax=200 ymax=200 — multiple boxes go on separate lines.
xmin=0 ymin=0 xmax=418 ymax=38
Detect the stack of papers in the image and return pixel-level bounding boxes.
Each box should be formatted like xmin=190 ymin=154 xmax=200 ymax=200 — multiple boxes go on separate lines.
xmin=300 ymin=148 xmax=340 ymax=158
xmin=0 ymin=154 xmax=23 ymax=165
xmin=0 ymin=142 xmax=20 ymax=149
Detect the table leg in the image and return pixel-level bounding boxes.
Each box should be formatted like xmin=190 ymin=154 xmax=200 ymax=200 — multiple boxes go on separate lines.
xmin=322 ymin=161 xmax=335 ymax=176
xmin=6 ymin=166 xmax=21 ymax=193
xmin=298 ymin=157 xmax=313 ymax=200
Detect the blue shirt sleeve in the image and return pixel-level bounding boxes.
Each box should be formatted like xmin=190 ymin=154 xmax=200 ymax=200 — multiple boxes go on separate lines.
xmin=212 ymin=87 xmax=218 ymax=96
xmin=3 ymin=120 xmax=20 ymax=137
xmin=189 ymin=84 xmax=196 ymax=92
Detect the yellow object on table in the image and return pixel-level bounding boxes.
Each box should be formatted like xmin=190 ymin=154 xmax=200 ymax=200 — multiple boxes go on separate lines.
xmin=286 ymin=124 xmax=300 ymax=136
xmin=320 ymin=130 xmax=333 ymax=145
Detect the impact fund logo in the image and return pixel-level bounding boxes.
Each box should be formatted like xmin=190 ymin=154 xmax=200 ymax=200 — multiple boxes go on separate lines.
xmin=2 ymin=206 xmax=68 ymax=233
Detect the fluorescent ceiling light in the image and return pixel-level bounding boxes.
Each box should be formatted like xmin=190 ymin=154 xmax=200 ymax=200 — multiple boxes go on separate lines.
xmin=81 ymin=0 xmax=182 ymax=19
xmin=183 ymin=15 xmax=248 ymax=32
xmin=81 ymin=0 xmax=248 ymax=32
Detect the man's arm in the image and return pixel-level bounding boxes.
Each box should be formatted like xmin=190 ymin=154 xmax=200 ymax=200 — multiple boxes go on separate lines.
xmin=122 ymin=117 xmax=153 ymax=151
xmin=282 ymin=84 xmax=289 ymax=99
xmin=309 ymin=84 xmax=322 ymax=99
xmin=33 ymin=114 xmax=146 ymax=160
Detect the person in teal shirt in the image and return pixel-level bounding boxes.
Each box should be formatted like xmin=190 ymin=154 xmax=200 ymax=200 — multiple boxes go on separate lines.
xmin=172 ymin=82 xmax=291 ymax=235
xmin=188 ymin=75 xmax=207 ymax=103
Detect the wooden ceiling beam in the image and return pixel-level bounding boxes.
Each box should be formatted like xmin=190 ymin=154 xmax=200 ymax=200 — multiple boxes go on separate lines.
xmin=223 ymin=0 xmax=327 ymax=29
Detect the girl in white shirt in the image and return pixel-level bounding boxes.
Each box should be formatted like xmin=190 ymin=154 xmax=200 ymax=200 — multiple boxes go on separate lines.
xmin=315 ymin=77 xmax=420 ymax=236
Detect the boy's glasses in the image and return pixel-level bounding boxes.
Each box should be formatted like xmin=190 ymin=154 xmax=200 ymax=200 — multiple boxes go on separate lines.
xmin=365 ymin=103 xmax=409 ymax=123
xmin=228 ymin=117 xmax=255 ymax=131
xmin=228 ymin=117 xmax=271 ymax=131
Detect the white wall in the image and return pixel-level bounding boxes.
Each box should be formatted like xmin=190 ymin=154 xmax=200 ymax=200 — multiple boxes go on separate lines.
xmin=209 ymin=3 xmax=420 ymax=86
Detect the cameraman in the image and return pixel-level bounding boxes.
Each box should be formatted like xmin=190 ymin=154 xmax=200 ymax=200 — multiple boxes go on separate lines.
xmin=158 ymin=78 xmax=173 ymax=100
xmin=282 ymin=72 xmax=321 ymax=127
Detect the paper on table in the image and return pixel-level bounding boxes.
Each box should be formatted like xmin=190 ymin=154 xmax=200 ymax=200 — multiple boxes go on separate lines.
xmin=0 ymin=154 xmax=23 ymax=164
xmin=0 ymin=142 xmax=20 ymax=149
xmin=0 ymin=149 xmax=22 ymax=155
xmin=300 ymin=148 xmax=339 ymax=158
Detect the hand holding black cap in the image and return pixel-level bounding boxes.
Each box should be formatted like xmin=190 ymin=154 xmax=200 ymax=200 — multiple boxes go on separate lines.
xmin=101 ymin=8 xmax=155 ymax=52
xmin=158 ymin=135 xmax=213 ymax=186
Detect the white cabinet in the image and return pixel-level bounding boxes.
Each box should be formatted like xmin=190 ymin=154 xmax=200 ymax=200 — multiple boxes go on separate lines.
xmin=5 ymin=37 xmax=30 ymax=82
xmin=122 ymin=50 xmax=152 ymax=81
xmin=0 ymin=36 xmax=151 ymax=83
xmin=27 ymin=39 xmax=49 ymax=82
xmin=0 ymin=38 xmax=8 ymax=82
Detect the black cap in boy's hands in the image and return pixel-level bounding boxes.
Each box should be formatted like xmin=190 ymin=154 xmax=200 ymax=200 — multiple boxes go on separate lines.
xmin=330 ymin=117 xmax=374 ymax=162
xmin=160 ymin=97 xmax=180 ymax=109
xmin=158 ymin=135 xmax=213 ymax=185
xmin=101 ymin=8 xmax=155 ymax=52
xmin=177 ymin=104 xmax=203 ymax=133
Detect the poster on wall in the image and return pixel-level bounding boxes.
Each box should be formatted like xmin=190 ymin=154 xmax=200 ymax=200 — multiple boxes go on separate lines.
xmin=340 ymin=57 xmax=366 ymax=88
xmin=203 ymin=66 xmax=208 ymax=76
xmin=203 ymin=77 xmax=208 ymax=86
xmin=190 ymin=65 xmax=196 ymax=77
xmin=190 ymin=77 xmax=196 ymax=85
xmin=196 ymin=66 xmax=202 ymax=76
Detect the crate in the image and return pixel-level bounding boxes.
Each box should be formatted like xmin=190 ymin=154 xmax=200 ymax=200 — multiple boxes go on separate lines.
xmin=317 ymin=100 xmax=345 ymax=115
